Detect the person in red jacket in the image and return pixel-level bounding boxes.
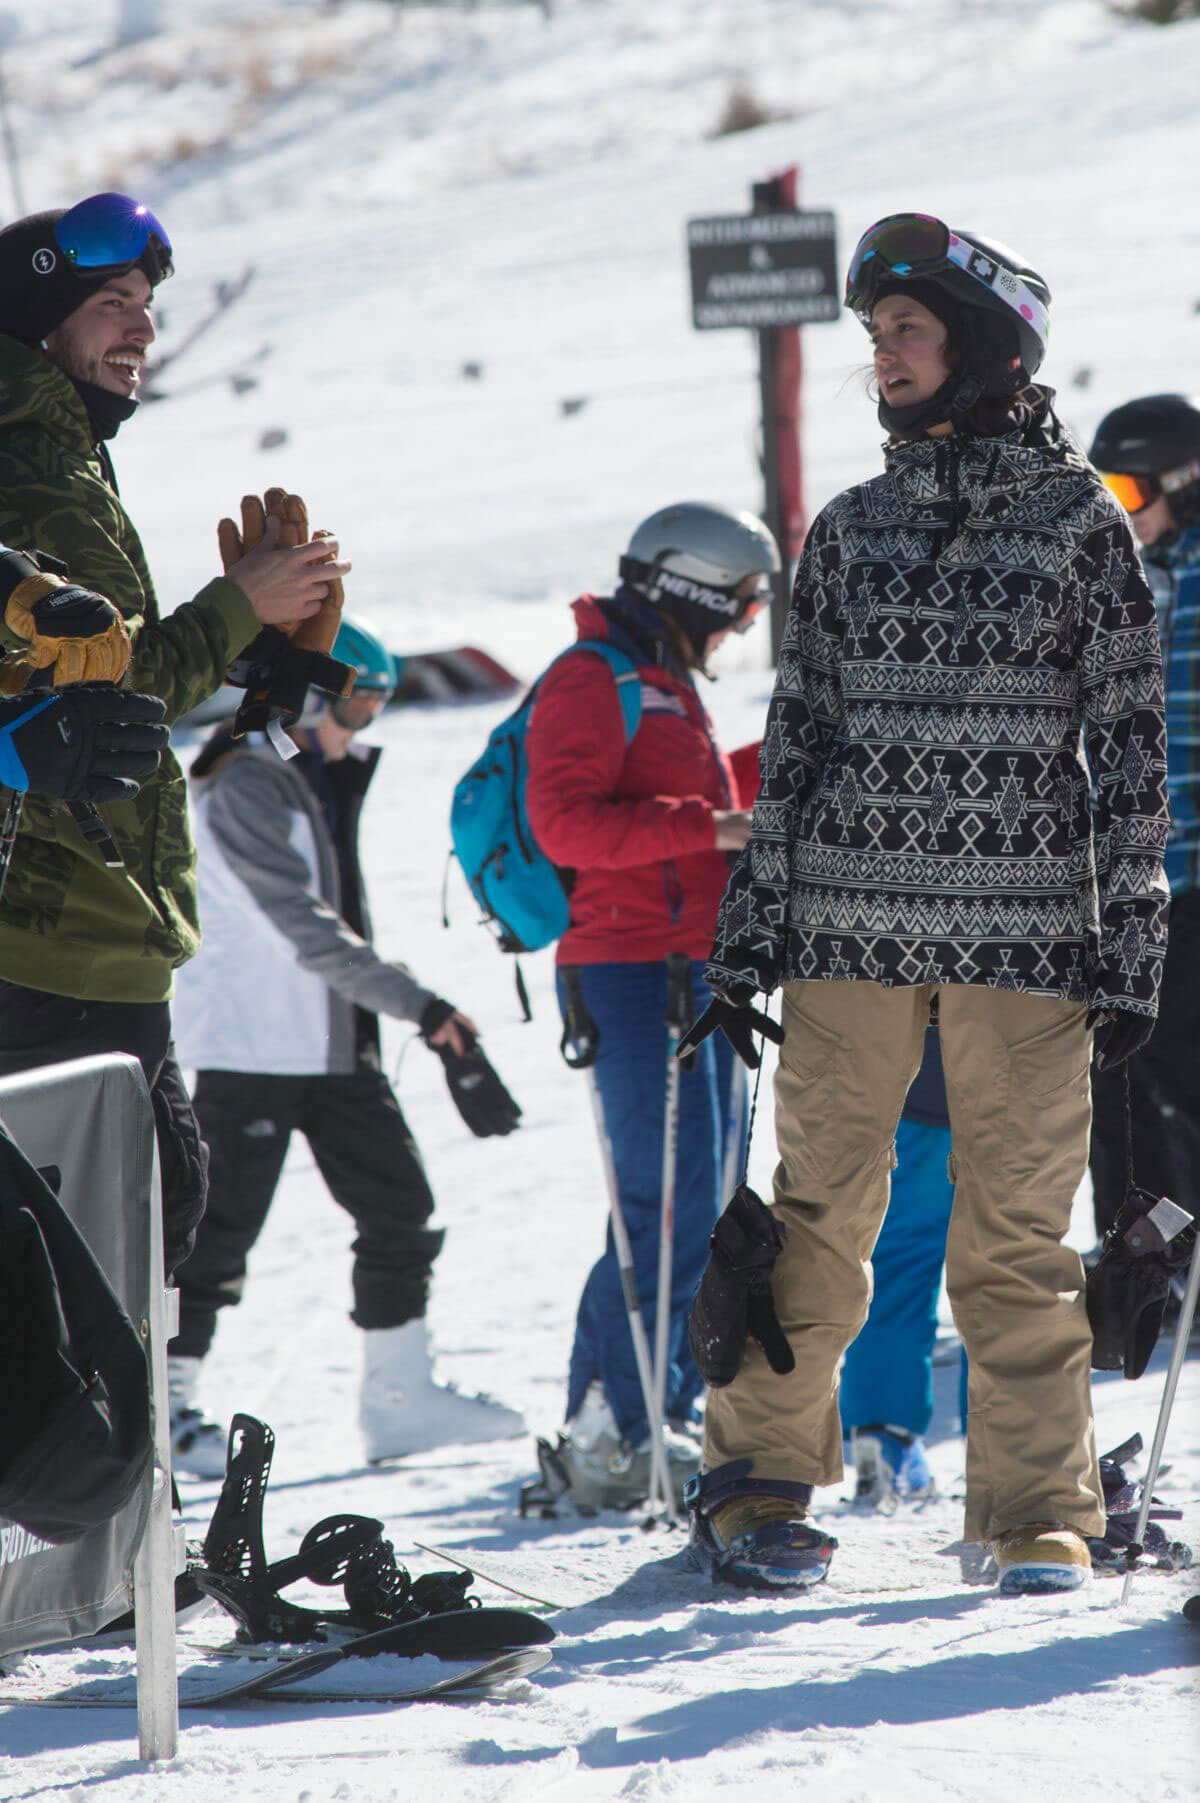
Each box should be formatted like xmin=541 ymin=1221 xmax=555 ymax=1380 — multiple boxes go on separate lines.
xmin=524 ymin=501 xmax=780 ymax=1509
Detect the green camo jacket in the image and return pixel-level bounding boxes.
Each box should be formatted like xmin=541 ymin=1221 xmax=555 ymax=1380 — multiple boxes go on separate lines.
xmin=0 ymin=335 xmax=260 ymax=1002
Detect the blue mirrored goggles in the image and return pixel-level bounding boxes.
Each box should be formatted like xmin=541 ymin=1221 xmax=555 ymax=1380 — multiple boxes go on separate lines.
xmin=53 ymin=192 xmax=173 ymax=284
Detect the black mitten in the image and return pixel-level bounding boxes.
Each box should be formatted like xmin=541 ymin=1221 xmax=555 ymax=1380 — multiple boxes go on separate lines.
xmin=688 ymin=1183 xmax=795 ymax=1387
xmin=420 ymin=1002 xmax=522 ymax=1139
xmin=1086 ymin=1184 xmax=1194 ymax=1379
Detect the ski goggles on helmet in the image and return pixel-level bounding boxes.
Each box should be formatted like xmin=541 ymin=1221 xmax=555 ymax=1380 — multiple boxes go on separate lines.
xmin=1099 ymin=471 xmax=1160 ymax=514
xmin=731 ymin=574 xmax=772 ymax=633
xmin=53 ymin=192 xmax=173 ymax=284
xmin=845 ymin=213 xmax=1048 ymax=344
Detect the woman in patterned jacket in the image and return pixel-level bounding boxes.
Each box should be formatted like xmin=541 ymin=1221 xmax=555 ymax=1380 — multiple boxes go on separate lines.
xmin=680 ymin=214 xmax=1170 ymax=1596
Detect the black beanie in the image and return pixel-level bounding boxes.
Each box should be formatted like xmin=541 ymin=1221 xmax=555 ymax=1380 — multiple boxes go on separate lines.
xmin=0 ymin=209 xmax=134 ymax=347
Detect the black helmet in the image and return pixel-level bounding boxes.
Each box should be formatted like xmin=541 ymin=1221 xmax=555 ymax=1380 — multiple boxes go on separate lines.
xmin=845 ymin=213 xmax=1051 ymax=429
xmin=619 ymin=501 xmax=781 ymax=661
xmin=1089 ymin=394 xmax=1200 ymax=528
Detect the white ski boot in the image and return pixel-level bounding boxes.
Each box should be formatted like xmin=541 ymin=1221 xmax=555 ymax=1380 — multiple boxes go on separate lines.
xmin=556 ymin=1383 xmax=700 ymax=1511
xmin=360 ymin=1320 xmax=526 ymax=1462
xmin=168 ymin=1356 xmax=229 ymax=1480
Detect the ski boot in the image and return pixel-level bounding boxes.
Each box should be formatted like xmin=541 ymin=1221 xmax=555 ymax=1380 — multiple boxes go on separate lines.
xmin=850 ymin=1424 xmax=936 ymax=1511
xmin=1087 ymin=1434 xmax=1193 ymax=1574
xmin=684 ymin=1459 xmax=837 ymax=1589
xmin=168 ymin=1355 xmax=228 ymax=1480
xmin=991 ymin=1524 xmax=1091 ymax=1595
xmin=519 ymin=1385 xmax=699 ymax=1516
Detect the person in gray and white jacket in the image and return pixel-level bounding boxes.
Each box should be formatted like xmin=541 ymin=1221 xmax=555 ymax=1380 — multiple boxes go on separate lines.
xmin=168 ymin=615 xmax=524 ymax=1474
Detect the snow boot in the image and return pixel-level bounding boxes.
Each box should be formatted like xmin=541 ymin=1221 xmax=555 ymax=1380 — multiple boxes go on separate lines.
xmin=684 ymin=1459 xmax=837 ymax=1589
xmin=551 ymin=1382 xmax=699 ymax=1511
xmin=991 ymin=1524 xmax=1091 ymax=1595
xmin=850 ymin=1424 xmax=936 ymax=1511
xmin=168 ymin=1355 xmax=229 ymax=1480
xmin=360 ymin=1320 xmax=525 ymax=1462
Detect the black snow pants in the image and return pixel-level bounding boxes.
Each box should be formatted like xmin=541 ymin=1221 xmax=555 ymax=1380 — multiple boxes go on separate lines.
xmin=169 ymin=1064 xmax=444 ymax=1360
xmin=0 ymin=982 xmax=207 ymax=1280
xmin=1090 ymin=889 xmax=1200 ymax=1238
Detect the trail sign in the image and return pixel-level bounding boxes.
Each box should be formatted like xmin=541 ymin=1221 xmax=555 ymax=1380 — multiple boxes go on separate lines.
xmin=687 ymin=209 xmax=839 ymax=331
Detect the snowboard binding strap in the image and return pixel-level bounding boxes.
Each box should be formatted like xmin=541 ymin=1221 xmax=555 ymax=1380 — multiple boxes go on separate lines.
xmin=195 ymin=1413 xmax=476 ymax=1642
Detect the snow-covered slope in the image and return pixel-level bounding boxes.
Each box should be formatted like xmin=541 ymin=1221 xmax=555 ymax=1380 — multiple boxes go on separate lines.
xmin=0 ymin=2 xmax=1197 ymax=1796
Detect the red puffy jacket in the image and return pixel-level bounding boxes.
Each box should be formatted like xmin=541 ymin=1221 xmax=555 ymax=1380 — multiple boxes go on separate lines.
xmin=525 ymin=597 xmax=759 ymax=965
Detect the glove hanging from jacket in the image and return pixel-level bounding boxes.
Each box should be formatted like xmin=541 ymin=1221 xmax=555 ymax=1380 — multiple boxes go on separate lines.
xmin=420 ymin=1000 xmax=522 ymax=1139
xmin=688 ymin=1182 xmax=795 ymax=1387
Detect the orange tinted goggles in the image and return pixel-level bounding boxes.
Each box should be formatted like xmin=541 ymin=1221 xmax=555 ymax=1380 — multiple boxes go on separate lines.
xmin=1100 ymin=471 xmax=1159 ymax=514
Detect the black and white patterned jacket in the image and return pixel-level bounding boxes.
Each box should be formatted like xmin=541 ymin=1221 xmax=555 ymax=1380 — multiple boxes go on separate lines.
xmin=707 ymin=422 xmax=1170 ymax=1017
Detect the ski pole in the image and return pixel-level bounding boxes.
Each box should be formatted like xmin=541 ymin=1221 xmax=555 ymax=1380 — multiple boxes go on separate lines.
xmin=584 ymin=1070 xmax=676 ymax=1523
xmin=652 ymin=955 xmax=692 ymax=1503
xmin=1120 ymin=1226 xmax=1200 ymax=1606
xmin=721 ymin=1055 xmax=746 ymax=1208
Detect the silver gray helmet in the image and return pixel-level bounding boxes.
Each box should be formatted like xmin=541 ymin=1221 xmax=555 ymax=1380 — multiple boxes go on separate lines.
xmin=619 ymin=502 xmax=781 ymax=658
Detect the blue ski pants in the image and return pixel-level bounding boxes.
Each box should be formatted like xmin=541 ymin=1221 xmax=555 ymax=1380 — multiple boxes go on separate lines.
xmin=557 ymin=960 xmax=743 ymax=1444
xmin=839 ymin=1115 xmax=956 ymax=1438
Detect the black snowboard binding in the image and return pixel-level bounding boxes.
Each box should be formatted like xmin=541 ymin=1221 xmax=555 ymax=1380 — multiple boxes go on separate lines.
xmin=195 ymin=1413 xmax=475 ymax=1643
xmin=1086 ymin=1433 xmax=1193 ymax=1575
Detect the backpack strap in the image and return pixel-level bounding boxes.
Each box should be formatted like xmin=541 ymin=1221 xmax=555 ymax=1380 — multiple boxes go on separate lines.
xmin=556 ymin=641 xmax=642 ymax=744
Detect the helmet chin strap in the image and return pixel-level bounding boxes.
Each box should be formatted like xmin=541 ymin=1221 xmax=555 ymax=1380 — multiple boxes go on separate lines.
xmin=877 ymin=369 xmax=983 ymax=438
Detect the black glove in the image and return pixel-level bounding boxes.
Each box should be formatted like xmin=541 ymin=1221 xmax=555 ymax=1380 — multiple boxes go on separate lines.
xmin=0 ymin=686 xmax=168 ymax=803
xmin=677 ymin=995 xmax=785 ymax=1070
xmin=688 ymin=1183 xmax=795 ymax=1387
xmin=1087 ymin=1006 xmax=1155 ymax=1071
xmin=420 ymin=1000 xmax=522 ymax=1138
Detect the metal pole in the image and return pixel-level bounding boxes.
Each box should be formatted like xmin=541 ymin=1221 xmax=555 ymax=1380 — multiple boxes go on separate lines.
xmin=756 ymin=321 xmax=788 ymax=664
xmin=1119 ymin=1229 xmax=1200 ymax=1606
xmin=584 ymin=1072 xmax=677 ymax=1522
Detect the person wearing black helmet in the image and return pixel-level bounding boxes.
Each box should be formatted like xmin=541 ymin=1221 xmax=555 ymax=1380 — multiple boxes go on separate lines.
xmin=522 ymin=501 xmax=777 ymax=1509
xmin=681 ymin=213 xmax=1169 ymax=1595
xmin=1087 ymin=395 xmax=1200 ymax=1247
xmin=0 ymin=193 xmax=345 ymax=1278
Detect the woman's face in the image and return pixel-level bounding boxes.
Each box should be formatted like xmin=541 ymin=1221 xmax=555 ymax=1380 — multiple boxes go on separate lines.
xmin=869 ymin=293 xmax=953 ymax=409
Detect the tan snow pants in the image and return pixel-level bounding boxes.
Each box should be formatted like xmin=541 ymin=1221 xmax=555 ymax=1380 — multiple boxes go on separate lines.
xmin=703 ymin=979 xmax=1106 ymax=1542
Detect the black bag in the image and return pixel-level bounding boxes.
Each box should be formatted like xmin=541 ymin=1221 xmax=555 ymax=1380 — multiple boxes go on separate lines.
xmin=1086 ymin=1182 xmax=1195 ymax=1381
xmin=0 ymin=1121 xmax=152 ymax=1543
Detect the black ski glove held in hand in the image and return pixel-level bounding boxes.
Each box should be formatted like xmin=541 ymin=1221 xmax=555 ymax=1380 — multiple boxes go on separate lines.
xmin=677 ymin=996 xmax=785 ymax=1070
xmin=0 ymin=686 xmax=167 ymax=803
xmin=1087 ymin=1007 xmax=1155 ymax=1071
xmin=688 ymin=1183 xmax=795 ymax=1387
xmin=420 ymin=1001 xmax=522 ymax=1138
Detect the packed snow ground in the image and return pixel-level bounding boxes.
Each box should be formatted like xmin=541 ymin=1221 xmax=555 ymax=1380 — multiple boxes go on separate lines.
xmin=1 ymin=0 xmax=1199 ymax=1796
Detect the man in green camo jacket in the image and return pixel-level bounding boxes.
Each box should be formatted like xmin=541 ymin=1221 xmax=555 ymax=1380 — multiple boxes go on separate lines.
xmin=0 ymin=192 xmax=346 ymax=1274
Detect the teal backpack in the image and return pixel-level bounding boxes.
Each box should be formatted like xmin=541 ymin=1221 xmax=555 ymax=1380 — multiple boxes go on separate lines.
xmin=450 ymin=643 xmax=642 ymax=958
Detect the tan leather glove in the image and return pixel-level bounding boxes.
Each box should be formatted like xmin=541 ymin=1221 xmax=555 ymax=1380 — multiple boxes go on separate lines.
xmin=1 ymin=563 xmax=132 ymax=688
xmin=221 ymin=487 xmax=345 ymax=662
